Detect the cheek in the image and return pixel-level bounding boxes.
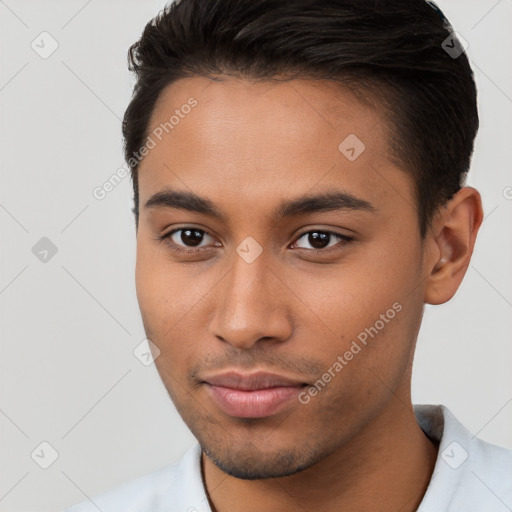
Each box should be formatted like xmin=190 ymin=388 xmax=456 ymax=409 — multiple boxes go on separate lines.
xmin=347 ymin=235 xmax=423 ymax=312
xmin=135 ymin=240 xmax=195 ymax=329
xmin=134 ymin=241 xmax=219 ymax=365
xmin=301 ymin=300 xmax=420 ymax=425
xmin=284 ymin=249 xmax=419 ymax=341
xmin=286 ymin=241 xmax=423 ymax=380
xmin=135 ymin=246 xmax=183 ymax=350
xmin=135 ymin=243 xmax=163 ymax=328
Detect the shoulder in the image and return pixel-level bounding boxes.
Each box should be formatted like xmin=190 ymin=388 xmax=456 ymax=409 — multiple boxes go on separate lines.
xmin=459 ymin=423 xmax=512 ymax=500
xmin=415 ymin=404 xmax=512 ymax=511
xmin=64 ymin=443 xmax=209 ymax=512
xmin=64 ymin=462 xmax=179 ymax=512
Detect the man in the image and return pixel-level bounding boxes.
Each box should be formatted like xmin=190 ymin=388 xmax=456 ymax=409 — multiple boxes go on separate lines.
xmin=66 ymin=0 xmax=512 ymax=510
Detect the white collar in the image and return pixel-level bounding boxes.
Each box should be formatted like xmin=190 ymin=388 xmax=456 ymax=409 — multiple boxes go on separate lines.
xmin=177 ymin=404 xmax=512 ymax=511
xmin=68 ymin=404 xmax=512 ymax=511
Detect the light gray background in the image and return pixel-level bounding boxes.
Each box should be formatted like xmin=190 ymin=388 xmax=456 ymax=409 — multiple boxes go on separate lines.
xmin=0 ymin=0 xmax=511 ymax=510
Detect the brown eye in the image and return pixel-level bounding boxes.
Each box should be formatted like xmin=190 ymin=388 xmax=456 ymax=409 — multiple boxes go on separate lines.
xmin=160 ymin=227 xmax=219 ymax=252
xmin=172 ymin=228 xmax=207 ymax=247
xmin=293 ymin=230 xmax=352 ymax=251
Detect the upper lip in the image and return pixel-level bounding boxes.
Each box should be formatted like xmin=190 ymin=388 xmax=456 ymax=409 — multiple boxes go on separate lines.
xmin=203 ymin=371 xmax=307 ymax=390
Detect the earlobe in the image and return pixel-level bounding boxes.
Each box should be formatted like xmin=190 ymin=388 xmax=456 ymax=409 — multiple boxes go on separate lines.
xmin=424 ymin=187 xmax=483 ymax=305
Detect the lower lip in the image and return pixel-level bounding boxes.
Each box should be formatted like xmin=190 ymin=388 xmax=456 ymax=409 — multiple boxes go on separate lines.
xmin=205 ymin=384 xmax=303 ymax=418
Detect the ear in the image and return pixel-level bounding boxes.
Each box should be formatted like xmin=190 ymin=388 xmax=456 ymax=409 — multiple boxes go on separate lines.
xmin=424 ymin=187 xmax=484 ymax=305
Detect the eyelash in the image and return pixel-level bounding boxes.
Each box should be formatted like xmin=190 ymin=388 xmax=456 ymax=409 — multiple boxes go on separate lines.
xmin=157 ymin=227 xmax=353 ymax=255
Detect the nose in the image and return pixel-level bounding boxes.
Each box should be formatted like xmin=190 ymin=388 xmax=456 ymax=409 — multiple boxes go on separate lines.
xmin=209 ymin=250 xmax=293 ymax=350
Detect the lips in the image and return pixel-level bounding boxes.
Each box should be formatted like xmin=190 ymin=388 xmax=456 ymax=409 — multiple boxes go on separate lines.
xmin=204 ymin=371 xmax=306 ymax=390
xmin=203 ymin=371 xmax=307 ymax=419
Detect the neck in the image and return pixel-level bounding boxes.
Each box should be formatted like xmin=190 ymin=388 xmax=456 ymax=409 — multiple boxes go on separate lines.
xmin=202 ymin=391 xmax=439 ymax=512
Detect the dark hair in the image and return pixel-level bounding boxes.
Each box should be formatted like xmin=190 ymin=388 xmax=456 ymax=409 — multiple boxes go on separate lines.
xmin=123 ymin=0 xmax=478 ymax=237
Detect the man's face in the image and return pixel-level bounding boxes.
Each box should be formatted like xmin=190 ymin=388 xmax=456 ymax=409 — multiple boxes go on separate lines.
xmin=135 ymin=76 xmax=431 ymax=479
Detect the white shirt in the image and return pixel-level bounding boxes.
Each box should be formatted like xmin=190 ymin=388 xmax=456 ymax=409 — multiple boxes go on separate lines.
xmin=64 ymin=404 xmax=512 ymax=511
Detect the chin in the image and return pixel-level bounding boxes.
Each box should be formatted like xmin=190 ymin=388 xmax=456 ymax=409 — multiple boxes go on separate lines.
xmin=201 ymin=443 xmax=321 ymax=480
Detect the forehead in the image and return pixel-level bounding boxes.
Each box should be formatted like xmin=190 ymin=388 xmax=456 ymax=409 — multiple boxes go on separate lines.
xmin=138 ymin=75 xmax=413 ymax=219
xmin=145 ymin=75 xmax=386 ymax=160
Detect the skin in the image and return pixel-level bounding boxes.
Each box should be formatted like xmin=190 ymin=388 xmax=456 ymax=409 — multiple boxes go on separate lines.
xmin=135 ymin=76 xmax=483 ymax=512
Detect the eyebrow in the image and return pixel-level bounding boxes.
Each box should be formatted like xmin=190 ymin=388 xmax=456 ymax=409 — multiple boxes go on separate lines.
xmin=144 ymin=187 xmax=376 ymax=223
